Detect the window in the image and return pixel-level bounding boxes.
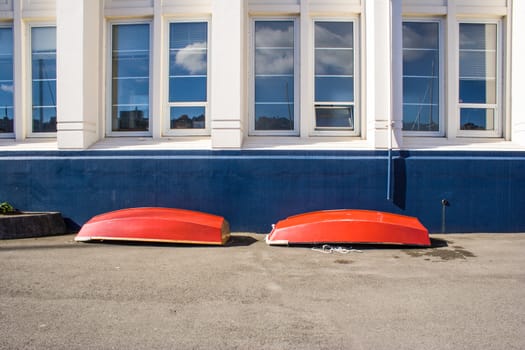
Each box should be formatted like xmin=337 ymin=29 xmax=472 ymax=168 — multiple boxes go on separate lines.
xmin=31 ymin=26 xmax=56 ymax=134
xmin=0 ymin=26 xmax=13 ymax=136
xmin=314 ymin=21 xmax=356 ymax=133
xmin=458 ymin=22 xmax=500 ymax=136
xmin=252 ymin=19 xmax=298 ymax=135
xmin=167 ymin=21 xmax=208 ymax=134
xmin=109 ymin=22 xmax=150 ymax=134
xmin=402 ymin=21 xmax=441 ymax=135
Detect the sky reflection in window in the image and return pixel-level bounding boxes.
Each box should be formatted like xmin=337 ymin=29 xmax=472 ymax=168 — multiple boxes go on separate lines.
xmin=314 ymin=21 xmax=354 ymax=130
xmin=459 ymin=23 xmax=497 ymax=131
xmin=32 ymin=26 xmax=57 ymax=133
xmin=111 ymin=23 xmax=150 ymax=132
xmin=254 ymin=21 xmax=294 ymax=131
xmin=169 ymin=22 xmax=208 ymax=130
xmin=402 ymin=22 xmax=439 ymax=132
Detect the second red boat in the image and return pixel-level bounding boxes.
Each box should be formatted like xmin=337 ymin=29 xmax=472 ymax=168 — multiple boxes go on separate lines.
xmin=266 ymin=209 xmax=430 ymax=247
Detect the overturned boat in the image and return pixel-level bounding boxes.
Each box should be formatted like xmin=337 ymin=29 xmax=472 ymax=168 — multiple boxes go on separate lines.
xmin=75 ymin=207 xmax=230 ymax=245
xmin=266 ymin=209 xmax=430 ymax=247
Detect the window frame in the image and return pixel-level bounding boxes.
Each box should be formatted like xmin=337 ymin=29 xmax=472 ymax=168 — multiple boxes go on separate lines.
xmin=163 ymin=18 xmax=210 ymax=137
xmin=0 ymin=24 xmax=14 ymax=138
xmin=456 ymin=18 xmax=503 ymax=138
xmin=249 ymin=17 xmax=300 ymax=136
xmin=311 ymin=18 xmax=360 ymax=137
xmin=27 ymin=23 xmax=57 ymax=138
xmin=106 ymin=19 xmax=153 ymax=137
xmin=401 ymin=18 xmax=444 ymax=137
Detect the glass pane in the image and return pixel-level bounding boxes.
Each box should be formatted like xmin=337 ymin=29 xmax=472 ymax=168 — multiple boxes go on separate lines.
xmin=254 ymin=21 xmax=294 ymax=131
xmin=169 ymin=77 xmax=207 ymax=102
xmin=314 ymin=21 xmax=354 ymax=111
xmin=315 ymin=49 xmax=353 ymax=75
xmin=255 ymin=48 xmax=293 ymax=75
xmin=111 ymin=23 xmax=150 ymax=132
xmin=0 ymin=27 xmax=13 ymax=133
xmin=315 ymin=106 xmax=354 ymax=129
xmin=32 ymin=106 xmax=56 ymax=132
xmin=170 ymin=22 xmax=208 ymax=49
xmin=315 ymin=22 xmax=353 ymax=48
xmin=170 ymin=51 xmax=207 ymax=76
xmin=315 ymin=77 xmax=353 ymax=102
xmin=31 ymin=27 xmax=56 ymax=133
xmin=169 ymin=22 xmax=208 ymax=104
xmin=255 ymin=21 xmax=294 ymax=48
xmin=460 ymin=108 xmax=494 ymax=130
xmin=113 ymin=52 xmax=149 ymax=77
xmin=255 ymin=76 xmax=294 ymax=103
xmin=403 ymin=49 xmax=438 ymax=77
xmin=255 ymin=103 xmax=294 ymax=130
xmin=403 ymin=77 xmax=439 ymax=104
xmin=112 ymin=78 xmax=149 ymax=102
xmin=112 ymin=106 xmax=149 ymax=131
xmin=403 ymin=22 xmax=439 ymax=49
xmin=460 ymin=23 xmax=497 ymax=50
xmin=112 ymin=24 xmax=150 ymax=51
xmin=170 ymin=106 xmax=205 ymax=129
xmin=459 ymin=23 xmax=497 ymax=106
xmin=403 ymin=104 xmax=439 ymax=131
xmin=32 ymin=80 xmax=57 ymax=106
xmin=402 ymin=22 xmax=440 ymax=132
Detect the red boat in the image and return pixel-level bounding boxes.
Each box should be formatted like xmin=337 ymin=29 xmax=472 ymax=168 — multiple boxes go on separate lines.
xmin=75 ymin=207 xmax=230 ymax=245
xmin=266 ymin=209 xmax=430 ymax=246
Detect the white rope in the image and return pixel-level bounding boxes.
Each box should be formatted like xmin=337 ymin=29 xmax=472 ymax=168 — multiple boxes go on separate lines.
xmin=311 ymin=244 xmax=362 ymax=254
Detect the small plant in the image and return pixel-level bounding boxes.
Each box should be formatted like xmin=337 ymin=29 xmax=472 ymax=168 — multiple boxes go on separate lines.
xmin=0 ymin=202 xmax=17 ymax=215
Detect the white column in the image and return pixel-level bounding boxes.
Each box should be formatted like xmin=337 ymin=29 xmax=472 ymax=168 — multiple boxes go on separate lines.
xmin=511 ymin=0 xmax=525 ymax=145
xmin=210 ymin=0 xmax=244 ymax=148
xmin=56 ymin=0 xmax=101 ymax=149
xmin=391 ymin=0 xmax=403 ymax=148
xmin=13 ymin=0 xmax=26 ymax=140
xmin=364 ymin=0 xmax=397 ymax=149
xmin=150 ymin=0 xmax=163 ymax=139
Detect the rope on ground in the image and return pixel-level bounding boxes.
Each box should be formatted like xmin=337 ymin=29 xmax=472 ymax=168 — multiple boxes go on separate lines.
xmin=311 ymin=244 xmax=362 ymax=254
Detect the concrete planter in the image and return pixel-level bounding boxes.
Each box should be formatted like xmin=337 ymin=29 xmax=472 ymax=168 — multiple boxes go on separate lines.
xmin=0 ymin=212 xmax=67 ymax=239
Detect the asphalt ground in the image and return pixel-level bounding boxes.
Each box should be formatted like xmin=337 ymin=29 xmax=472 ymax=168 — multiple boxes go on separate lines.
xmin=1 ymin=233 xmax=524 ymax=350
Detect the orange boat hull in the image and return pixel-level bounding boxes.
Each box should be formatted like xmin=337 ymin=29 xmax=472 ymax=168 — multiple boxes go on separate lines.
xmin=266 ymin=210 xmax=430 ymax=246
xmin=75 ymin=207 xmax=230 ymax=245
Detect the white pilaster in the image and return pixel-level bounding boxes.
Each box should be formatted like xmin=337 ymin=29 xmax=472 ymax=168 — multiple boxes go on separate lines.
xmin=210 ymin=0 xmax=244 ymax=148
xmin=511 ymin=0 xmax=525 ymax=145
xmin=56 ymin=0 xmax=101 ymax=149
xmin=12 ymin=0 xmax=25 ymax=140
xmin=365 ymin=0 xmax=397 ymax=149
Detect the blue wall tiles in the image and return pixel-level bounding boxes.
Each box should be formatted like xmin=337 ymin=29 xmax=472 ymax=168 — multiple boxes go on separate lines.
xmin=1 ymin=150 xmax=524 ymax=233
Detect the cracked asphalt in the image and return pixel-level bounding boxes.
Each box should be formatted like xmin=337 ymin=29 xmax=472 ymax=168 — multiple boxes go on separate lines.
xmin=1 ymin=233 xmax=524 ymax=350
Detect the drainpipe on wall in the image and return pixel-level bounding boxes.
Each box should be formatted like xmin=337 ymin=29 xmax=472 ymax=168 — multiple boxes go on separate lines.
xmin=387 ymin=0 xmax=403 ymax=201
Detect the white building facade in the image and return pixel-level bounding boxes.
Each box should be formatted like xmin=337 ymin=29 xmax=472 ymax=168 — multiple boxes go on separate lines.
xmin=0 ymin=0 xmax=523 ymax=150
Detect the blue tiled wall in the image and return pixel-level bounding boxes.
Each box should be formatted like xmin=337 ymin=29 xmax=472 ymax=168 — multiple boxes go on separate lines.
xmin=1 ymin=150 xmax=524 ymax=233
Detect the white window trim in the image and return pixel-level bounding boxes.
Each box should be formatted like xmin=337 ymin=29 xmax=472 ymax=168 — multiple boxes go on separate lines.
xmin=106 ymin=19 xmax=153 ymax=137
xmin=401 ymin=18 xmax=444 ymax=137
xmin=163 ymin=18 xmax=210 ymax=137
xmin=249 ymin=17 xmax=300 ymax=136
xmin=0 ymin=24 xmax=14 ymax=139
xmin=27 ymin=23 xmax=56 ymax=138
xmin=456 ymin=18 xmax=503 ymax=138
xmin=310 ymin=17 xmax=360 ymax=137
